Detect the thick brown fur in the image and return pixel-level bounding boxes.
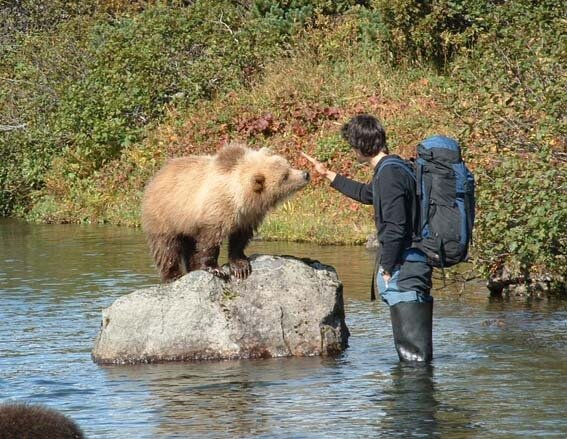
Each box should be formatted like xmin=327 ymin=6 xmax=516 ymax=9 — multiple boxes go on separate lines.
xmin=142 ymin=143 xmax=310 ymax=282
xmin=0 ymin=403 xmax=84 ymax=439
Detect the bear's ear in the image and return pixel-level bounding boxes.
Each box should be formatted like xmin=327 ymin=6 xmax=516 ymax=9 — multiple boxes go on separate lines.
xmin=217 ymin=143 xmax=247 ymax=172
xmin=252 ymin=173 xmax=265 ymax=193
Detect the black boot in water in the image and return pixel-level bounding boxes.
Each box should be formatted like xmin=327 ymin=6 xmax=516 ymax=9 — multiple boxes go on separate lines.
xmin=389 ymin=301 xmax=433 ymax=362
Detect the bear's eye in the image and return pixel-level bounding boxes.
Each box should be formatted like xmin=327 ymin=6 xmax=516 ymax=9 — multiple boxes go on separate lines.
xmin=282 ymin=172 xmax=289 ymax=182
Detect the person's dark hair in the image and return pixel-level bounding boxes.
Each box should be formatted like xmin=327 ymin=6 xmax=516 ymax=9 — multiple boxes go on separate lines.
xmin=341 ymin=114 xmax=388 ymax=156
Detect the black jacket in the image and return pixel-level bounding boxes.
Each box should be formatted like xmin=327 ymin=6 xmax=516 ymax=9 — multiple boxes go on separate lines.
xmin=330 ymin=155 xmax=418 ymax=274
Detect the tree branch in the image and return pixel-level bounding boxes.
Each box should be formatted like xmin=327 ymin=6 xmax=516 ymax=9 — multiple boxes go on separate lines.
xmin=0 ymin=123 xmax=27 ymax=132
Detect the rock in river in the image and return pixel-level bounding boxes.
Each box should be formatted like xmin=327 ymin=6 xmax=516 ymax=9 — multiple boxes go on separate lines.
xmin=91 ymin=255 xmax=349 ymax=364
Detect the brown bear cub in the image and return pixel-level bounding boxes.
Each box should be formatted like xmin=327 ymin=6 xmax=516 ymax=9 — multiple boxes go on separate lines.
xmin=142 ymin=143 xmax=310 ymax=282
xmin=0 ymin=403 xmax=84 ymax=439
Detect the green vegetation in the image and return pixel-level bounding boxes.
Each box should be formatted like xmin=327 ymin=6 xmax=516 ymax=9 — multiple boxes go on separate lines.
xmin=1 ymin=0 xmax=565 ymax=294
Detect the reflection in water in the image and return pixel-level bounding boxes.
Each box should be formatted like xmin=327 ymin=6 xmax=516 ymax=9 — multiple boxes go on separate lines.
xmin=103 ymin=358 xmax=334 ymax=437
xmin=379 ymin=364 xmax=439 ymax=437
xmin=1 ymin=219 xmax=567 ymax=438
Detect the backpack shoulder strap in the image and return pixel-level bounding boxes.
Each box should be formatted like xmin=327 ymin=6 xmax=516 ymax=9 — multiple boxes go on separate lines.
xmin=377 ymin=156 xmax=421 ymax=247
xmin=376 ymin=156 xmax=416 ymax=181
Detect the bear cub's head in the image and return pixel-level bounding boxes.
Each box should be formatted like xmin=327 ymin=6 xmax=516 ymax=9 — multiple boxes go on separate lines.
xmin=216 ymin=143 xmax=310 ymax=209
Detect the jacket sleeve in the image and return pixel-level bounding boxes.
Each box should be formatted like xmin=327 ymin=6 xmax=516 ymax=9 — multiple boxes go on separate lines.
xmin=374 ymin=166 xmax=410 ymax=273
xmin=330 ymin=174 xmax=373 ymax=205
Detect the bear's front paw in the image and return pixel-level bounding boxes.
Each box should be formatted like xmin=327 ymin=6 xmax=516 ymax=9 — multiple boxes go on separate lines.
xmin=229 ymin=258 xmax=251 ymax=280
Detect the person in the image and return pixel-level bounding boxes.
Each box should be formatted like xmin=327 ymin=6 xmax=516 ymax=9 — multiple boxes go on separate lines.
xmin=302 ymin=114 xmax=433 ymax=362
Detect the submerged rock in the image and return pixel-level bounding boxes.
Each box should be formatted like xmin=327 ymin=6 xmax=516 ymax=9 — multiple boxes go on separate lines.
xmin=92 ymin=255 xmax=349 ymax=364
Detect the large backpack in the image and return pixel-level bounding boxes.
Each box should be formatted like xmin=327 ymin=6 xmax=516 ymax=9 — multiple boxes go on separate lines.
xmin=378 ymin=135 xmax=475 ymax=268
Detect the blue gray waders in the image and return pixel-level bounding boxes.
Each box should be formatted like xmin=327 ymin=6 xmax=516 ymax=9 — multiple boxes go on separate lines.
xmin=373 ymin=249 xmax=433 ymax=362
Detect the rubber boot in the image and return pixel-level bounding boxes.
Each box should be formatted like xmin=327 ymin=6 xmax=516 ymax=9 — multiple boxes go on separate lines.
xmin=389 ymin=300 xmax=433 ymax=362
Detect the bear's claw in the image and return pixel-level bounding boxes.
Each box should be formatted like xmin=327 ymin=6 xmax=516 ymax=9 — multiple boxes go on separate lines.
xmin=229 ymin=259 xmax=252 ymax=281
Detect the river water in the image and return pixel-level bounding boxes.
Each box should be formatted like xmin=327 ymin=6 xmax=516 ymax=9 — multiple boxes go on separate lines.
xmin=0 ymin=218 xmax=566 ymax=438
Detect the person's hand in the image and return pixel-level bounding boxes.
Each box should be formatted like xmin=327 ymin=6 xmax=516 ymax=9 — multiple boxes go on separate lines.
xmin=301 ymin=152 xmax=336 ymax=182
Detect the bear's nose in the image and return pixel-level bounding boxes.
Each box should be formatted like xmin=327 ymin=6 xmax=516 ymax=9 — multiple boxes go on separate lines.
xmin=302 ymin=171 xmax=310 ymax=181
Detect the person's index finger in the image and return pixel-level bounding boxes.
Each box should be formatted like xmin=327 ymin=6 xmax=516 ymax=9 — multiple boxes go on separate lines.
xmin=300 ymin=151 xmax=316 ymax=163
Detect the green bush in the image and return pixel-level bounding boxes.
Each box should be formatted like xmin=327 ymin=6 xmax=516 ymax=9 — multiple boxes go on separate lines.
xmin=0 ymin=14 xmax=95 ymax=214
xmin=53 ymin=3 xmax=250 ymax=172
xmin=361 ymin=0 xmax=491 ymax=66
xmin=474 ymin=152 xmax=566 ymax=289
xmin=447 ymin=0 xmax=566 ymax=289
xmin=450 ymin=1 xmax=565 ymax=148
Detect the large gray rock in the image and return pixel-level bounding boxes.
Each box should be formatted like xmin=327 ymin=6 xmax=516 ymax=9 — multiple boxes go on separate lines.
xmin=92 ymin=255 xmax=349 ymax=364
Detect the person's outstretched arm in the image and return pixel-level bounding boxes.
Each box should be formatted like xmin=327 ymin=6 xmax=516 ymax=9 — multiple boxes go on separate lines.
xmin=301 ymin=152 xmax=373 ymax=205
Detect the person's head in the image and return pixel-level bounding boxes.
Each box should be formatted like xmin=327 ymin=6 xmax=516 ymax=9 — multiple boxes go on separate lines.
xmin=341 ymin=114 xmax=388 ymax=160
